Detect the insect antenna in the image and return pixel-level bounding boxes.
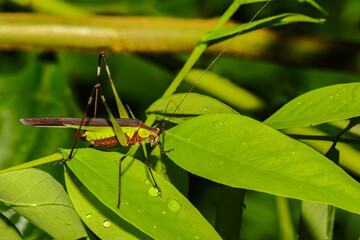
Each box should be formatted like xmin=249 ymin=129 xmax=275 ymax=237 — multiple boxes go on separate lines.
xmin=159 ymin=0 xmax=273 ymax=148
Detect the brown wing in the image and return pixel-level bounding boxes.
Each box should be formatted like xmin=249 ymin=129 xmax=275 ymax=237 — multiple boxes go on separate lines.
xmin=20 ymin=117 xmax=141 ymax=128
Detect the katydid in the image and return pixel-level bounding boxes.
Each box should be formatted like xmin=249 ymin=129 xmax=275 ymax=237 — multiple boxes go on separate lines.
xmin=20 ymin=0 xmax=273 ymax=207
xmin=21 ymin=51 xmax=166 ymax=208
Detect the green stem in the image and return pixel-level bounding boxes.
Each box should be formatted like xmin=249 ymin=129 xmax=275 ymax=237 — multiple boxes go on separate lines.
xmin=161 ymin=0 xmax=242 ymax=98
xmin=145 ymin=0 xmax=242 ymax=127
xmin=276 ymin=196 xmax=296 ymax=240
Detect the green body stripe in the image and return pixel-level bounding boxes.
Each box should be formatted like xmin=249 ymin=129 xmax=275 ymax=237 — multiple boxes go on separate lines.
xmin=65 ymin=124 xmax=151 ymax=141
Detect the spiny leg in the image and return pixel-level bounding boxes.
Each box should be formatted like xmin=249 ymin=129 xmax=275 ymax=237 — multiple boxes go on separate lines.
xmin=141 ymin=142 xmax=161 ymax=194
xmin=57 ymin=83 xmax=100 ymax=165
xmin=117 ymin=155 xmax=127 ymax=208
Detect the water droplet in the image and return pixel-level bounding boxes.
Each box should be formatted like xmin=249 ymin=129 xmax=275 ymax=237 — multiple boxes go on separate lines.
xmin=216 ymin=121 xmax=224 ymax=127
xmin=297 ymin=102 xmax=301 ymax=105
xmin=103 ymin=220 xmax=111 ymax=228
xmin=162 ymin=210 xmax=166 ymax=215
xmin=330 ymin=95 xmax=333 ymax=99
xmin=336 ymin=94 xmax=339 ymax=97
xmin=148 ymin=186 xmax=161 ymax=197
xmin=194 ymin=235 xmax=200 ymax=239
xmin=144 ymin=179 xmax=151 ymax=186
xmin=292 ymin=151 xmax=295 ymax=154
xmin=310 ymin=102 xmax=313 ymax=105
xmin=138 ymin=209 xmax=144 ymax=213
xmin=342 ymin=88 xmax=346 ymax=91
xmin=153 ymin=224 xmax=157 ymax=229
xmin=85 ymin=213 xmax=92 ymax=219
xmin=166 ymin=198 xmax=182 ymax=214
xmin=204 ymin=106 xmax=208 ymax=112
xmin=179 ymin=108 xmax=183 ymax=112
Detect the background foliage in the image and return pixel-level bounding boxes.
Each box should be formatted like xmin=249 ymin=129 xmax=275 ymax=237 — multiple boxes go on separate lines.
xmin=0 ymin=0 xmax=360 ymax=239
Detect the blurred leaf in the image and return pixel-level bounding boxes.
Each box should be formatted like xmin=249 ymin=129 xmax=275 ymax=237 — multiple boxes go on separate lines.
xmin=241 ymin=192 xmax=279 ymax=239
xmin=201 ymin=13 xmax=325 ymax=43
xmin=0 ymin=213 xmax=22 ymax=240
xmin=65 ymin=168 xmax=152 ymax=240
xmin=276 ymin=197 xmax=296 ymax=240
xmin=184 ymin=69 xmax=265 ymax=111
xmin=146 ymin=93 xmax=238 ymax=124
xmin=63 ymin=148 xmax=221 ymax=240
xmin=298 ymin=0 xmax=327 ymax=15
xmin=0 ymin=56 xmax=79 ymax=170
xmin=0 ymin=168 xmax=87 ymax=239
xmin=264 ymin=83 xmax=360 ymax=129
xmin=299 ymin=202 xmax=335 ymax=240
xmin=215 ymin=186 xmax=245 ymax=240
xmin=11 ymin=0 xmax=91 ymax=16
xmin=165 ymin=114 xmax=360 ymax=214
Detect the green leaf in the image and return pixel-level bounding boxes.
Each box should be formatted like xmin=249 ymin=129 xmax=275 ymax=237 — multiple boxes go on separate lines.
xmin=63 ymin=148 xmax=221 ymax=240
xmin=201 ymin=13 xmax=325 ymax=43
xmin=65 ymin=168 xmax=152 ymax=240
xmin=264 ymin=83 xmax=360 ymax=129
xmin=298 ymin=0 xmax=327 ymax=15
xmin=299 ymin=202 xmax=335 ymax=240
xmin=0 ymin=168 xmax=87 ymax=239
xmin=0 ymin=153 xmax=63 ymax=174
xmin=146 ymin=93 xmax=238 ymax=124
xmin=0 ymin=213 xmax=22 ymax=240
xmin=165 ymin=114 xmax=360 ymax=214
xmin=0 ymin=55 xmax=79 ymax=169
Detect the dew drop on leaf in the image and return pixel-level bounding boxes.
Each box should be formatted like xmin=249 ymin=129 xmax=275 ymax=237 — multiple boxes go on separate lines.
xmin=85 ymin=213 xmax=92 ymax=219
xmin=103 ymin=220 xmax=111 ymax=228
xmin=166 ymin=198 xmax=182 ymax=214
xmin=148 ymin=186 xmax=161 ymax=197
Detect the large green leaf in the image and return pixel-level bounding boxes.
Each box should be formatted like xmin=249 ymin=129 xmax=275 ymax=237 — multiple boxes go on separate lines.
xmin=63 ymin=148 xmax=221 ymax=240
xmin=0 ymin=168 xmax=87 ymax=239
xmin=165 ymin=114 xmax=360 ymax=214
xmin=264 ymin=83 xmax=360 ymax=129
xmin=146 ymin=93 xmax=238 ymax=124
xmin=65 ymin=168 xmax=152 ymax=240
